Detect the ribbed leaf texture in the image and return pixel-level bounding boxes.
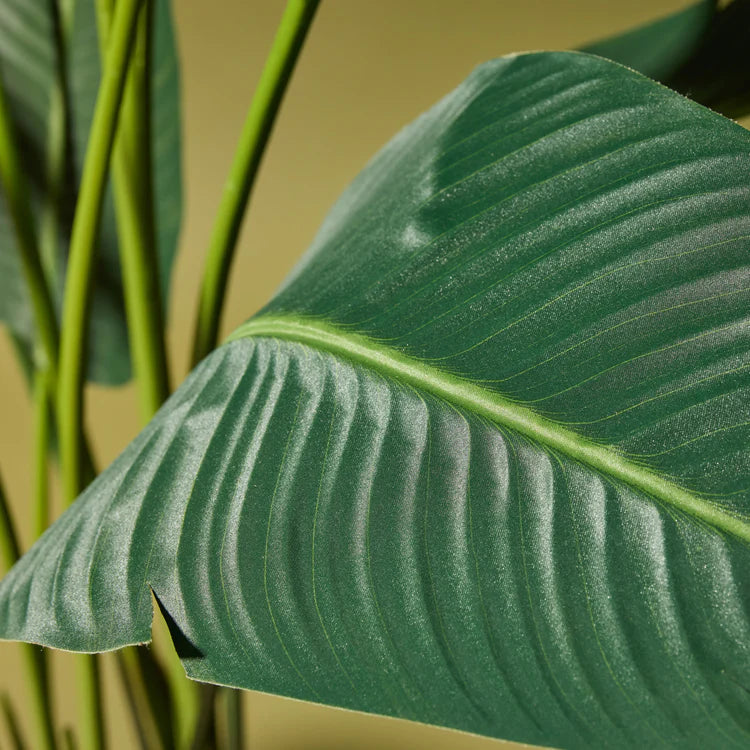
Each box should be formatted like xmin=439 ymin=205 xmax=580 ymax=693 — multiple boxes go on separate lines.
xmin=0 ymin=0 xmax=181 ymax=383
xmin=2 ymin=51 xmax=750 ymax=749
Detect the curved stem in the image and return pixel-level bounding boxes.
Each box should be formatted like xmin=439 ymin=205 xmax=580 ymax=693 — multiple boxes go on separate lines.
xmin=58 ymin=0 xmax=143 ymax=507
xmin=98 ymin=0 xmax=170 ymax=421
xmin=190 ymin=0 xmax=320 ymax=366
xmin=0 ymin=71 xmax=59 ymax=381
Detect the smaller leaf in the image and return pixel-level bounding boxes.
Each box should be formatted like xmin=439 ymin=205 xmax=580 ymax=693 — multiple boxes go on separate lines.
xmin=666 ymin=0 xmax=750 ymax=117
xmin=580 ymin=0 xmax=715 ymax=81
xmin=581 ymin=0 xmax=750 ymax=117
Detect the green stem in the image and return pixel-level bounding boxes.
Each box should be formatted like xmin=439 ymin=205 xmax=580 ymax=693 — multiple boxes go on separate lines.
xmin=57 ymin=2 xmax=144 ymax=748
xmin=32 ymin=370 xmax=52 ymax=540
xmin=190 ymin=0 xmax=320 ymax=366
xmin=62 ymin=728 xmax=78 ymax=750
xmin=0 ymin=693 xmax=27 ymax=750
xmin=94 ymin=3 xmax=187 ymax=745
xmin=0 ymin=70 xmax=59 ymax=381
xmin=215 ymin=689 xmax=243 ymax=750
xmin=115 ymin=649 xmax=173 ymax=750
xmin=188 ymin=686 xmax=217 ymax=750
xmin=74 ymin=655 xmax=104 ymax=750
xmin=98 ymin=0 xmax=170 ymax=421
xmin=40 ymin=0 xmax=75 ymax=290
xmin=0 ymin=471 xmax=21 ymax=570
xmin=58 ymin=0 xmax=143 ymax=506
xmin=0 ymin=474 xmax=57 ymax=750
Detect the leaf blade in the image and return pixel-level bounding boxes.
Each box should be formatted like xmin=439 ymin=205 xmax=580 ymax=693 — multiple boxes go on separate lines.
xmin=2 ymin=51 xmax=750 ymax=749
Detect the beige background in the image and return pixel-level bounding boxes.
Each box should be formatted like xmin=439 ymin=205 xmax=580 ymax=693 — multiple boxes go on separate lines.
xmin=0 ymin=1 xmax=735 ymax=747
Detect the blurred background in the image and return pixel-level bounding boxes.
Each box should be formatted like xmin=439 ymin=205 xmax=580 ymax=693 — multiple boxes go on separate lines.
xmin=0 ymin=0 xmax=737 ymax=747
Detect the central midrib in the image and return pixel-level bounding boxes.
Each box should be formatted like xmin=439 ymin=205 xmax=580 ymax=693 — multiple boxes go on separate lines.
xmin=228 ymin=314 xmax=750 ymax=545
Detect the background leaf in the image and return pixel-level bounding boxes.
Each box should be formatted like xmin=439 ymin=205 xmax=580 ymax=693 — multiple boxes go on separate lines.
xmin=581 ymin=0 xmax=750 ymax=118
xmin=0 ymin=0 xmax=182 ymax=384
xmin=1 ymin=51 xmax=750 ymax=749
xmin=580 ymin=0 xmax=715 ymax=81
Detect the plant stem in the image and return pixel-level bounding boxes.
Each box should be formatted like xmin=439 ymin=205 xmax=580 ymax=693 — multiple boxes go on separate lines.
xmin=190 ymin=0 xmax=320 ymax=366
xmin=0 ymin=471 xmax=21 ymax=570
xmin=40 ymin=0 xmax=75 ymax=290
xmin=215 ymin=689 xmax=243 ymax=750
xmin=115 ymin=649 xmax=174 ymax=750
xmin=0 ymin=474 xmax=57 ymax=750
xmin=32 ymin=370 xmax=52 ymax=540
xmin=57 ymin=2 xmax=143 ymax=748
xmin=98 ymin=0 xmax=170 ymax=422
xmin=93 ymin=3 xmax=193 ymax=745
xmin=58 ymin=0 xmax=143 ymax=506
xmin=0 ymin=71 xmax=59 ymax=381
xmin=0 ymin=692 xmax=27 ymax=750
xmin=74 ymin=655 xmax=104 ymax=750
xmin=188 ymin=686 xmax=217 ymax=750
xmin=152 ymin=611 xmax=199 ymax=750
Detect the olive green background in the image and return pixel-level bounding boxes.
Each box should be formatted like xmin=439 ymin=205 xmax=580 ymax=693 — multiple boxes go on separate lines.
xmin=0 ymin=1 xmax=735 ymax=747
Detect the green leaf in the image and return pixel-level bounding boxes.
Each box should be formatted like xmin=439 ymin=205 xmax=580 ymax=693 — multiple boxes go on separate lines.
xmin=581 ymin=0 xmax=750 ymax=118
xmin=665 ymin=0 xmax=750 ymax=118
xmin=580 ymin=0 xmax=716 ymax=81
xmin=0 ymin=0 xmax=181 ymax=384
xmin=2 ymin=51 xmax=750 ymax=749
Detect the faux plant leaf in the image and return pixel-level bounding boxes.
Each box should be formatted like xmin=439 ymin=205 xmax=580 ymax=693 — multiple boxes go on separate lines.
xmin=581 ymin=0 xmax=750 ymax=118
xmin=0 ymin=0 xmax=181 ymax=384
xmin=2 ymin=51 xmax=750 ymax=750
xmin=580 ymin=0 xmax=715 ymax=81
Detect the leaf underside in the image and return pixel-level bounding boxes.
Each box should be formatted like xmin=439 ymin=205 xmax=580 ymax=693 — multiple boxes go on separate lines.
xmin=0 ymin=0 xmax=181 ymax=384
xmin=2 ymin=51 xmax=750 ymax=749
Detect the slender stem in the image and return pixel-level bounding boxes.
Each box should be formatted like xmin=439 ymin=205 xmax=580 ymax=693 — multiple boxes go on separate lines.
xmin=151 ymin=610 xmax=199 ymax=750
xmin=57 ymin=2 xmax=143 ymax=748
xmin=98 ymin=0 xmax=170 ymax=421
xmin=40 ymin=0 xmax=75 ymax=290
xmin=215 ymin=689 xmax=243 ymax=750
xmin=58 ymin=0 xmax=143 ymax=506
xmin=0 ymin=474 xmax=57 ymax=750
xmin=92 ymin=3 xmax=189 ymax=746
xmin=115 ymin=650 xmax=173 ymax=750
xmin=190 ymin=0 xmax=320 ymax=366
xmin=62 ymin=728 xmax=78 ymax=750
xmin=0 ymin=471 xmax=21 ymax=570
xmin=74 ymin=655 xmax=104 ymax=750
xmin=0 ymin=693 xmax=27 ymax=750
xmin=32 ymin=370 xmax=52 ymax=540
xmin=0 ymin=70 xmax=59 ymax=381
xmin=188 ymin=686 xmax=217 ymax=750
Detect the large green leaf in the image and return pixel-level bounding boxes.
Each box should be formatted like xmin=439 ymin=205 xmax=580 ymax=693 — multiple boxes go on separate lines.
xmin=0 ymin=0 xmax=181 ymax=384
xmin=2 ymin=52 xmax=750 ymax=749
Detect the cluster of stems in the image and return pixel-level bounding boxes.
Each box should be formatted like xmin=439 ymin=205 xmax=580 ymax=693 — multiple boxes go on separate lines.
xmin=0 ymin=0 xmax=320 ymax=748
